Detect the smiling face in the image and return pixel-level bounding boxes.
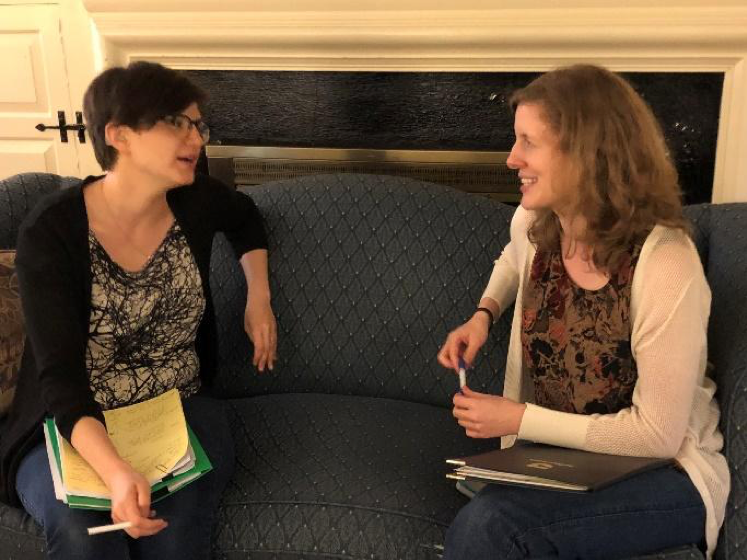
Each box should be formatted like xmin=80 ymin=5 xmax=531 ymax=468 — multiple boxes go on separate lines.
xmin=507 ymin=103 xmax=576 ymax=216
xmin=112 ymin=102 xmax=204 ymax=190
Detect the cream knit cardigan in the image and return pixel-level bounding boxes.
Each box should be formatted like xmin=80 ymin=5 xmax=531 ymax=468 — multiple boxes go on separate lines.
xmin=482 ymin=206 xmax=730 ymax=558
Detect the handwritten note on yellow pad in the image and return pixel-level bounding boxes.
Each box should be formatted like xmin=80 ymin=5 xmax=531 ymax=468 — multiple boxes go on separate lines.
xmin=60 ymin=389 xmax=189 ymax=497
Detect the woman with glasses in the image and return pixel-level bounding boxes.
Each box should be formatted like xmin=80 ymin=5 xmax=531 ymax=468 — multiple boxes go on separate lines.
xmin=0 ymin=61 xmax=276 ymax=559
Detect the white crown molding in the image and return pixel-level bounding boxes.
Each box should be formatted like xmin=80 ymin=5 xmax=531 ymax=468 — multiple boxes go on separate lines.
xmin=82 ymin=3 xmax=747 ymax=202
xmin=87 ymin=8 xmax=747 ymax=65
xmin=80 ymin=0 xmax=747 ymax=13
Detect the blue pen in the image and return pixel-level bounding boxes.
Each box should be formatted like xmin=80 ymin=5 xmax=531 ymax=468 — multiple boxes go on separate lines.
xmin=457 ymin=357 xmax=467 ymax=390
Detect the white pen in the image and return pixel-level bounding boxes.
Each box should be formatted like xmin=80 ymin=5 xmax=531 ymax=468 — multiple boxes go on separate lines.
xmin=458 ymin=357 xmax=467 ymax=390
xmin=87 ymin=521 xmax=132 ymax=535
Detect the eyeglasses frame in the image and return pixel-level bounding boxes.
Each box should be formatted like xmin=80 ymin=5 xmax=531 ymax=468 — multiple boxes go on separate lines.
xmin=159 ymin=113 xmax=210 ymax=143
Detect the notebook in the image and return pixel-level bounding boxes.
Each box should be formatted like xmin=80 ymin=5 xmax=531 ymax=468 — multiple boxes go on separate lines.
xmin=446 ymin=442 xmax=673 ymax=492
xmin=43 ymin=388 xmax=212 ymax=510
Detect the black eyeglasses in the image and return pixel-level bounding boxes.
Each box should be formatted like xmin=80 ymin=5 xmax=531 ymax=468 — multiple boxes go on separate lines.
xmin=160 ymin=114 xmax=210 ymax=143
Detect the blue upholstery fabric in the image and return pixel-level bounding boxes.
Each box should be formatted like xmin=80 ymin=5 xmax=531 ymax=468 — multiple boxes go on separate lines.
xmin=685 ymin=203 xmax=747 ymax=560
xmin=215 ymin=393 xmax=492 ymax=559
xmin=0 ymin=173 xmax=78 ymax=250
xmin=0 ymin=172 xmax=743 ymax=560
xmin=210 ymin=174 xmax=513 ymax=407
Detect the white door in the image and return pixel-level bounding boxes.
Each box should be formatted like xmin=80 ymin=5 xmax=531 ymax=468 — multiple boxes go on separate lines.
xmin=0 ymin=4 xmax=82 ymax=177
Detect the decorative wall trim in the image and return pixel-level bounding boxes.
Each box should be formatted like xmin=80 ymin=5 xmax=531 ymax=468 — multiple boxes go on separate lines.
xmin=82 ymin=3 xmax=747 ymax=202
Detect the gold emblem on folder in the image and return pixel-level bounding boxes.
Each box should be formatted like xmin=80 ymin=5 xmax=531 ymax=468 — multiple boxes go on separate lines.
xmin=526 ymin=461 xmax=554 ymax=470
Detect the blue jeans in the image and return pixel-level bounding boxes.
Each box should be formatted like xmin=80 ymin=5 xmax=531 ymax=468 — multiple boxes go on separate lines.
xmin=16 ymin=395 xmax=235 ymax=560
xmin=443 ymin=465 xmax=705 ymax=560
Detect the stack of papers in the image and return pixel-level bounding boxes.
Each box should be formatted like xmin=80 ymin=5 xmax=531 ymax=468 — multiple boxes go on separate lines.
xmin=43 ymin=388 xmax=212 ymax=510
xmin=446 ymin=442 xmax=672 ymax=492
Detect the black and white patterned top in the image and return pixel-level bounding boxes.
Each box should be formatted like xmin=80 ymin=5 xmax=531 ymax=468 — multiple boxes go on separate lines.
xmin=85 ymin=222 xmax=205 ymax=410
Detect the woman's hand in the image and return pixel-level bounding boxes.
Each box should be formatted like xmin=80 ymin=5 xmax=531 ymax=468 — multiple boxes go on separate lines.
xmin=244 ymin=294 xmax=277 ymax=372
xmin=70 ymin=417 xmax=166 ymax=538
xmin=437 ymin=311 xmax=491 ymax=372
xmin=106 ymin=463 xmax=167 ymax=539
xmin=452 ymin=386 xmax=526 ymax=438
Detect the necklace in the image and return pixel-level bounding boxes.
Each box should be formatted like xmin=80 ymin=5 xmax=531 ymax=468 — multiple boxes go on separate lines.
xmin=97 ymin=181 xmax=160 ymax=260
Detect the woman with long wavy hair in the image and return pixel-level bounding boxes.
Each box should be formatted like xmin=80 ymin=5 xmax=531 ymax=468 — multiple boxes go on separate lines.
xmin=438 ymin=64 xmax=729 ymax=559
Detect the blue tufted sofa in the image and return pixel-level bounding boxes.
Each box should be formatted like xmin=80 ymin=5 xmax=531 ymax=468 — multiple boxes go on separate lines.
xmin=0 ymin=172 xmax=744 ymax=560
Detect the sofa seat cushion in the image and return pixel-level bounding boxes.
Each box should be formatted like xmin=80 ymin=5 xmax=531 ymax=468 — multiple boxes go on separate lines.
xmin=0 ymin=501 xmax=44 ymax=559
xmin=214 ymin=392 xmax=494 ymax=560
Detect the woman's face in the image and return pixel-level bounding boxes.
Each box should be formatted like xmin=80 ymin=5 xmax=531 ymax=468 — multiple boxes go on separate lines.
xmin=120 ymin=102 xmax=205 ymax=189
xmin=507 ymin=103 xmax=575 ymax=214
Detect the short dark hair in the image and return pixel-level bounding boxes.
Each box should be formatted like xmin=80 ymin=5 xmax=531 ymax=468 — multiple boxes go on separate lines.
xmin=83 ymin=61 xmax=207 ymax=170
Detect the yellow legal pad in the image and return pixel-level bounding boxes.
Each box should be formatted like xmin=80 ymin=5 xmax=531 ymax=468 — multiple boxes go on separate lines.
xmin=59 ymin=388 xmax=189 ymax=497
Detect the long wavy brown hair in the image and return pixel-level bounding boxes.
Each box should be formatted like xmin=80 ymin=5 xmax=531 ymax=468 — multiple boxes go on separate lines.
xmin=510 ymin=64 xmax=689 ymax=272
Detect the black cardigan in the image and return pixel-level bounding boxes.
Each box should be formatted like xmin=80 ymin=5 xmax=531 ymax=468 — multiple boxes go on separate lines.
xmin=0 ymin=173 xmax=267 ymax=506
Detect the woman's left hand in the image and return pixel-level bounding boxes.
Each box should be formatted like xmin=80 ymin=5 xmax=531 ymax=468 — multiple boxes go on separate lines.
xmin=452 ymin=386 xmax=526 ymax=438
xmin=244 ymin=295 xmax=277 ymax=372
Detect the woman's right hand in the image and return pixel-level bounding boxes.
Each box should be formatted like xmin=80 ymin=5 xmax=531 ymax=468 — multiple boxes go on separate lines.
xmin=106 ymin=463 xmax=168 ymax=538
xmin=437 ymin=311 xmax=491 ymax=372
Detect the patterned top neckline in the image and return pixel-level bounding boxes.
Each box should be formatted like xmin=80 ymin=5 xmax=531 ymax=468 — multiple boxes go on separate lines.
xmin=521 ymin=241 xmax=643 ymax=415
xmin=86 ymin=220 xmax=203 ymax=409
xmin=87 ymin=220 xmax=177 ymax=276
xmin=560 ymin=256 xmax=612 ymax=294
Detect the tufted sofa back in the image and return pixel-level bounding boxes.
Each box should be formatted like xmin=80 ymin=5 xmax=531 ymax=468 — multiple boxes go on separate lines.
xmin=0 ymin=173 xmax=78 ymax=250
xmin=209 ymin=173 xmax=514 ymax=408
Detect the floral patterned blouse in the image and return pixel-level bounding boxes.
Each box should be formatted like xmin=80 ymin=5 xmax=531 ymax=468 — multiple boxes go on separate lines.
xmin=521 ymin=243 xmax=643 ymax=415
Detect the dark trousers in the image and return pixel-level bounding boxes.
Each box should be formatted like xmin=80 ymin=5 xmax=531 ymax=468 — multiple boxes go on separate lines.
xmin=16 ymin=395 xmax=235 ymax=560
xmin=444 ymin=465 xmax=706 ymax=560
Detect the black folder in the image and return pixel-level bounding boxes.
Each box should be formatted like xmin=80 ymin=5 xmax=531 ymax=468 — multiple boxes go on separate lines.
xmin=447 ymin=442 xmax=673 ymax=492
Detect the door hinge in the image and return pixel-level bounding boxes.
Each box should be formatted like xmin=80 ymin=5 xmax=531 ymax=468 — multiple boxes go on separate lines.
xmin=35 ymin=111 xmax=86 ymax=143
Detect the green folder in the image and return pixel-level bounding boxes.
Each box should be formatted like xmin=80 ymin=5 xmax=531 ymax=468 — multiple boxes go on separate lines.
xmin=44 ymin=418 xmax=212 ymax=510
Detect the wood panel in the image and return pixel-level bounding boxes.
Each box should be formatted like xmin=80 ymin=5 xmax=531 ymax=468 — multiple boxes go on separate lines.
xmin=0 ymin=5 xmax=80 ymax=176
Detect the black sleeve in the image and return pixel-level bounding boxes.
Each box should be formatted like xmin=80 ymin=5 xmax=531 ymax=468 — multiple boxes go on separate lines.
xmin=206 ymin=176 xmax=268 ymax=259
xmin=15 ymin=208 xmax=104 ymax=442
